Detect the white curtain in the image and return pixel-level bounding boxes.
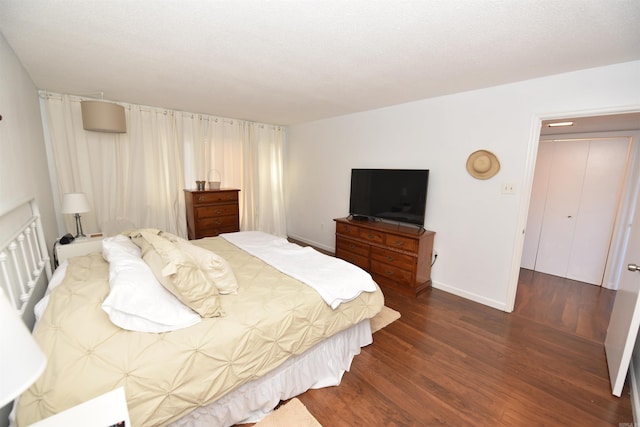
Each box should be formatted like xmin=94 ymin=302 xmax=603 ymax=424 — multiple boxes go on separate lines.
xmin=41 ymin=92 xmax=286 ymax=238
xmin=179 ymin=114 xmax=243 ymax=201
xmin=242 ymin=123 xmax=287 ymax=236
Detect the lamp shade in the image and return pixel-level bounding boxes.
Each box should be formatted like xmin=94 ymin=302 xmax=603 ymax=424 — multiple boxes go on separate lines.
xmin=0 ymin=288 xmax=47 ymax=407
xmin=61 ymin=193 xmax=91 ymax=214
xmin=81 ymin=100 xmax=126 ymax=133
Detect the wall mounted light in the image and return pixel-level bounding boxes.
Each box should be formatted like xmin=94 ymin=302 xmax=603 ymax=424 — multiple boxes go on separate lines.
xmin=0 ymin=288 xmax=46 ymax=407
xmin=81 ymin=100 xmax=126 ymax=133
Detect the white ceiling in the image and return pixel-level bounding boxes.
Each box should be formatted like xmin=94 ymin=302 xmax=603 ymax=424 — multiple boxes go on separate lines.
xmin=1 ymin=0 xmax=639 ymax=125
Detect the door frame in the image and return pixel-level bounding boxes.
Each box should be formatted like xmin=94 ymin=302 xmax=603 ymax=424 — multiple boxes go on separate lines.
xmin=505 ymin=106 xmax=640 ymax=312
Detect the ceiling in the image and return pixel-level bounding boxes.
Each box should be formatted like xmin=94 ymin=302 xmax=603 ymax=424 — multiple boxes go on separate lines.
xmin=1 ymin=1 xmax=639 ymax=126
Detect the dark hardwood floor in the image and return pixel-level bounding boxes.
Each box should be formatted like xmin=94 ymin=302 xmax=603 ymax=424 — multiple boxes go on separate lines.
xmin=291 ymin=269 xmax=633 ymax=426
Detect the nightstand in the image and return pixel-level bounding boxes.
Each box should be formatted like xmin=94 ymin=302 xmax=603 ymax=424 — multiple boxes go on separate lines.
xmin=55 ymin=234 xmax=104 ymax=266
xmin=30 ymin=387 xmax=130 ymax=426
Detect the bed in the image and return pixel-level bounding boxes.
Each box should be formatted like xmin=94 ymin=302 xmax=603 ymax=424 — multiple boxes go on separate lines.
xmin=1 ymin=200 xmax=384 ymax=426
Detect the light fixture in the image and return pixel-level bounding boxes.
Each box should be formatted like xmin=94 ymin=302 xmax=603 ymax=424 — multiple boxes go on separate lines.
xmin=0 ymin=287 xmax=47 ymax=407
xmin=547 ymin=121 xmax=574 ymax=128
xmin=61 ymin=193 xmax=91 ymax=238
xmin=81 ymin=98 xmax=126 ymax=133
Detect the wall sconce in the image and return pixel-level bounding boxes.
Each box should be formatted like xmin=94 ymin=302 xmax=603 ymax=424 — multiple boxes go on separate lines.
xmin=81 ymin=100 xmax=126 ymax=133
xmin=61 ymin=193 xmax=91 ymax=238
xmin=0 ymin=288 xmax=46 ymax=407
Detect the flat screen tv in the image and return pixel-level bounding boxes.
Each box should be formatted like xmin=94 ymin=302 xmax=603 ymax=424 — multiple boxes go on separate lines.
xmin=349 ymin=168 xmax=429 ymax=227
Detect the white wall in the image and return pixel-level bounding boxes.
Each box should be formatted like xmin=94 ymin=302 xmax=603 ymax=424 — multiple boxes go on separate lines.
xmin=285 ymin=60 xmax=640 ymax=311
xmin=0 ymin=32 xmax=56 ymax=427
xmin=0 ymin=33 xmax=56 ymax=244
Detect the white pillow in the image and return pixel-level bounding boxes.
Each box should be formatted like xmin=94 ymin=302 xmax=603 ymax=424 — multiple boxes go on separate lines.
xmin=101 ymin=235 xmax=201 ymax=333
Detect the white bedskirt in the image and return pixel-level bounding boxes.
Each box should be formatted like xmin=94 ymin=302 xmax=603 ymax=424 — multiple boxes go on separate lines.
xmin=169 ymin=319 xmax=372 ymax=426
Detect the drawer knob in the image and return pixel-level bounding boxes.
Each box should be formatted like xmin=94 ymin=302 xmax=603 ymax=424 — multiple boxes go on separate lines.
xmin=386 ymin=270 xmax=394 ymax=276
xmin=367 ymin=234 xmax=375 ymax=239
xmin=386 ymin=256 xmax=394 ymax=262
xmin=198 ymin=196 xmax=205 ymax=201
xmin=394 ymin=241 xmax=404 ymax=247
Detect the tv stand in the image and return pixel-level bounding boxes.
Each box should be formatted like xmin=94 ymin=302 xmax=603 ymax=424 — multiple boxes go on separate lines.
xmin=334 ymin=217 xmax=435 ymax=297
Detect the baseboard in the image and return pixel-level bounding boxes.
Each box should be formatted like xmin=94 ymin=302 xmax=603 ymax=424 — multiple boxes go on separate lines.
xmin=431 ymin=280 xmax=507 ymax=312
xmin=630 ymin=357 xmax=640 ymax=426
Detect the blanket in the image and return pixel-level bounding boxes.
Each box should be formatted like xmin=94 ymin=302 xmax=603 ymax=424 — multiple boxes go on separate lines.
xmin=16 ymin=236 xmax=383 ymax=426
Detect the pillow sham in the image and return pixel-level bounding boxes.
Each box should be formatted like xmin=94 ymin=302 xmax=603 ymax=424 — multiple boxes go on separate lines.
xmin=160 ymin=231 xmax=238 ymax=295
xmin=101 ymin=235 xmax=201 ymax=332
xmin=129 ymin=230 xmax=223 ymax=318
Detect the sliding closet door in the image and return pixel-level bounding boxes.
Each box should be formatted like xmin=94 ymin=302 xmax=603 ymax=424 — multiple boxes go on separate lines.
xmin=534 ymin=141 xmax=589 ymax=280
xmin=521 ymin=141 xmax=554 ymax=270
xmin=527 ymin=138 xmax=629 ymax=285
xmin=566 ymin=139 xmax=629 ymax=284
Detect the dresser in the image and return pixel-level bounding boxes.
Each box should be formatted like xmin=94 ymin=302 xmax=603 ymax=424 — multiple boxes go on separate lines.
xmin=184 ymin=189 xmax=240 ymax=240
xmin=334 ymin=217 xmax=435 ymax=297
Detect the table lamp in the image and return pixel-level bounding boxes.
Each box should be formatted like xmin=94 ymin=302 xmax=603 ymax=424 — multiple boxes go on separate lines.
xmin=61 ymin=193 xmax=91 ymax=238
xmin=0 ymin=287 xmax=47 ymax=407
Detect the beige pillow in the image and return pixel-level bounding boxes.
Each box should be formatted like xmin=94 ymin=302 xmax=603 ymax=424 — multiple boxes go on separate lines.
xmin=160 ymin=232 xmax=239 ymax=295
xmin=177 ymin=241 xmax=238 ymax=294
xmin=129 ymin=229 xmax=222 ymax=318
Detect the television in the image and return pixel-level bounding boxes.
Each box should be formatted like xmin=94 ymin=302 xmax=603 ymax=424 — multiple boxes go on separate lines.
xmin=349 ymin=168 xmax=429 ymax=227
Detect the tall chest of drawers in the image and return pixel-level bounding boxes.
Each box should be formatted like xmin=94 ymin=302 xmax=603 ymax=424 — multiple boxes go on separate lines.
xmin=334 ymin=217 xmax=435 ymax=297
xmin=184 ymin=189 xmax=240 ymax=240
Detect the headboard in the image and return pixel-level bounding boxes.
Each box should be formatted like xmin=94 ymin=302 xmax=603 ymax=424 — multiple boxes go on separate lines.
xmin=0 ymin=198 xmax=52 ymax=324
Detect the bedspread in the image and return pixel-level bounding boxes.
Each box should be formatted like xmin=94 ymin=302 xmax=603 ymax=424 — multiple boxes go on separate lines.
xmin=16 ymin=237 xmax=384 ymax=426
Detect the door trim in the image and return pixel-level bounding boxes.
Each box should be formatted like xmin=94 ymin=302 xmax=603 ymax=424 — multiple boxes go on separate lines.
xmin=505 ymin=106 xmax=640 ymax=312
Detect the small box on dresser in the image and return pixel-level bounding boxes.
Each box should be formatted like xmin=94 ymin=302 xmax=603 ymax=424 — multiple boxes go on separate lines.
xmin=184 ymin=189 xmax=240 ymax=240
xmin=334 ymin=217 xmax=435 ymax=297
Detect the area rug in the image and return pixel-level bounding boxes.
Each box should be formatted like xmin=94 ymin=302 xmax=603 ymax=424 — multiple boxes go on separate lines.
xmin=370 ymin=305 xmax=401 ymax=333
xmin=254 ymin=398 xmax=321 ymax=427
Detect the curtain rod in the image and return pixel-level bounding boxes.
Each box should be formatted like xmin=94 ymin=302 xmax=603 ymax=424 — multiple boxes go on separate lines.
xmin=39 ymin=91 xmax=284 ymax=131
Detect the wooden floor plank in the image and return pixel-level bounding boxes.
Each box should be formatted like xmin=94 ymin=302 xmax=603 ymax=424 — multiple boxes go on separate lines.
xmin=295 ymin=268 xmax=633 ymax=426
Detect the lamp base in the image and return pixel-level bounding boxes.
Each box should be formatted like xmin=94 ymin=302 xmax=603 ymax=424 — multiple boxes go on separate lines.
xmin=74 ymin=213 xmax=86 ymax=238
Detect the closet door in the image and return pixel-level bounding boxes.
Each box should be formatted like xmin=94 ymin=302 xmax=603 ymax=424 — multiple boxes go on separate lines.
xmin=534 ymin=141 xmax=589 ymax=279
xmin=530 ymin=138 xmax=628 ymax=285
xmin=521 ymin=141 xmax=553 ymax=270
xmin=566 ymin=139 xmax=629 ymax=284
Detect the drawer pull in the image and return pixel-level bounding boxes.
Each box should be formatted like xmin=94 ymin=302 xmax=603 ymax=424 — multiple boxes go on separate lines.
xmin=386 ymin=270 xmax=394 ymax=276
xmin=394 ymin=241 xmax=405 ymax=247
xmin=367 ymin=234 xmax=375 ymax=239
xmin=386 ymin=256 xmax=395 ymax=262
xmin=198 ymin=196 xmax=205 ymax=201
xmin=349 ymin=244 xmax=355 ymax=249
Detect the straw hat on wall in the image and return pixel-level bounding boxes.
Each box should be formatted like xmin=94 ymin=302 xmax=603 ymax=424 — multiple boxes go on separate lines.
xmin=466 ymin=150 xmax=500 ymax=180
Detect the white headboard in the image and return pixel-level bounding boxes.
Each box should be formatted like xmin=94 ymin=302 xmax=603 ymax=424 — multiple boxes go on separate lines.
xmin=0 ymin=198 xmax=52 ymax=317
